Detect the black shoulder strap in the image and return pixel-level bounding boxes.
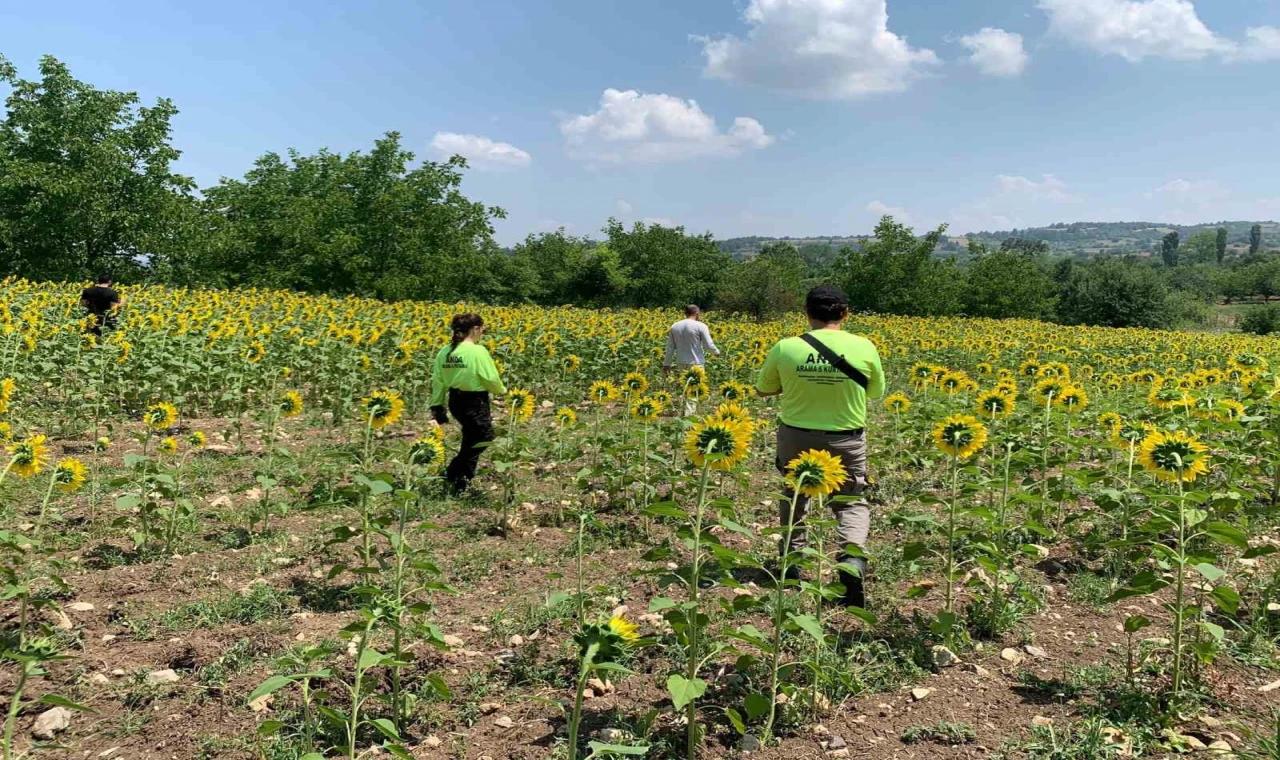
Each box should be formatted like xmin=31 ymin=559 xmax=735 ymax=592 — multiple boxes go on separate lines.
xmin=799 ymin=333 xmax=869 ymax=390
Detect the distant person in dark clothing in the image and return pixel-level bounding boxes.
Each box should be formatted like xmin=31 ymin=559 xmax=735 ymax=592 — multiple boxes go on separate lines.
xmin=80 ymin=275 xmax=122 ymax=336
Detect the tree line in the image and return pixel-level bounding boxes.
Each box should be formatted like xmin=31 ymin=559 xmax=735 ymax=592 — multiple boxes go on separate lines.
xmin=1 ymin=53 xmax=1277 ymax=332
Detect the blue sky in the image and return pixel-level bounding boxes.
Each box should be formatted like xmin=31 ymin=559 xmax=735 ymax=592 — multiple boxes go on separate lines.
xmin=2 ymin=0 xmax=1279 ymax=244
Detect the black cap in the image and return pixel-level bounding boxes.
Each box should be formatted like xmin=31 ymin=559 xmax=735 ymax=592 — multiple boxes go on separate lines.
xmin=806 ymin=284 xmax=848 ymax=309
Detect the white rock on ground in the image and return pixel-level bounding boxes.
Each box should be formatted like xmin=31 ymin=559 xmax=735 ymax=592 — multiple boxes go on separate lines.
xmin=146 ymin=669 xmax=180 ymax=685
xmin=32 ymin=707 xmax=72 ymax=739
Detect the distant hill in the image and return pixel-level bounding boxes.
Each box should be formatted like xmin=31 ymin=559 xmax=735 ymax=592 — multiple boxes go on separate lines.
xmin=720 ymin=220 xmax=1280 ymax=259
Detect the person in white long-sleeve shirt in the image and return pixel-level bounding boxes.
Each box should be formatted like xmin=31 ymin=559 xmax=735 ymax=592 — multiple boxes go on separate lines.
xmin=664 ymin=305 xmax=720 ymax=415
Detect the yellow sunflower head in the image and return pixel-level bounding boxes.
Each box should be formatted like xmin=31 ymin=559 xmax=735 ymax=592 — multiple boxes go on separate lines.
xmin=408 ymin=435 xmax=446 ymax=469
xmin=682 ymin=365 xmax=707 ymax=389
xmin=630 ymin=397 xmax=663 ymax=423
xmin=280 ymin=390 xmax=304 ymax=418
xmin=652 ymin=390 xmax=672 ymax=407
xmin=683 ymin=415 xmax=751 ymax=471
xmin=785 ymin=449 xmax=849 ymax=498
xmin=975 ymin=390 xmax=1015 ymax=418
xmin=243 ymin=340 xmax=266 ymax=363
xmin=622 ymin=372 xmax=649 ymax=396
xmin=1214 ymin=399 xmax=1246 ymax=423
xmin=562 ymin=354 xmax=581 ymax=372
xmin=607 ymin=614 xmax=640 ymax=643
xmin=1137 ymin=429 xmax=1210 ymax=483
xmin=1057 ymin=385 xmax=1088 ymax=412
xmin=589 ymin=380 xmax=620 ymax=404
xmin=94 ymin=435 xmax=110 ymax=451
xmin=884 ymin=393 xmax=911 ymax=413
xmin=1097 ymin=411 xmax=1122 ymax=437
xmin=931 ymin=415 xmax=988 ymax=460
xmin=719 ymin=381 xmax=750 ymax=401
xmin=363 ymin=389 xmax=406 ymax=429
xmin=144 ymin=402 xmax=179 ymax=431
xmin=159 ymin=436 xmax=179 ymax=455
xmin=506 ymin=388 xmax=535 ymax=422
xmin=53 ymin=458 xmax=87 ymax=494
xmin=556 ymin=407 xmax=578 ymax=426
xmin=1032 ymin=377 xmax=1067 ymax=403
xmin=187 ymin=431 xmax=207 ymax=448
xmin=685 ymin=382 xmax=710 ymax=400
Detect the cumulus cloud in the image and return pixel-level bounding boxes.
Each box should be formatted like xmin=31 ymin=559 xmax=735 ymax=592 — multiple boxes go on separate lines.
xmin=559 ymin=88 xmax=774 ymax=164
xmin=1147 ymin=178 xmax=1228 ymax=200
xmin=866 ymin=200 xmax=912 ymax=222
xmin=615 ymin=200 xmax=633 ymax=215
xmin=997 ymin=174 xmax=1078 ymax=203
xmin=960 ymin=28 xmax=1030 ymax=77
xmin=429 ymin=132 xmax=531 ymax=169
xmin=1039 ymin=0 xmax=1280 ymax=62
xmin=697 ymin=0 xmax=939 ymax=99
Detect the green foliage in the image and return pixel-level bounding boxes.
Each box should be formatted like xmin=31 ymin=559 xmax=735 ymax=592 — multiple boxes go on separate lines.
xmin=605 ymin=219 xmax=730 ymax=308
xmin=963 ymin=248 xmax=1056 ymax=320
xmin=1182 ymin=231 xmax=1218 ymax=266
xmin=0 ymin=54 xmax=196 ymax=281
xmin=1239 ymin=303 xmax=1280 ymax=336
xmin=1252 ymin=224 xmax=1264 ymax=256
xmin=835 ymin=216 xmax=963 ymax=316
xmin=1216 ymin=227 xmax=1228 ymax=263
xmin=1161 ymin=231 xmax=1180 ymax=268
xmin=1056 ymin=258 xmax=1172 ymax=328
xmin=716 ymin=242 xmax=806 ymax=321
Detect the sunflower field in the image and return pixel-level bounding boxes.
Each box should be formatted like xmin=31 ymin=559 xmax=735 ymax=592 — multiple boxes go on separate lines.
xmin=5 ymin=276 xmax=1280 ymax=759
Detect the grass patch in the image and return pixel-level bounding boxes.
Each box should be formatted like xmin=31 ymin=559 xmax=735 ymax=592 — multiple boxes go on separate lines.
xmin=901 ymin=720 xmax=977 ymax=745
xmin=126 ymin=583 xmax=295 ymax=640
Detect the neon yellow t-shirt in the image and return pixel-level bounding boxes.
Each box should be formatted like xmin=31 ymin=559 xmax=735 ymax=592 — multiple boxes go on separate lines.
xmin=755 ymin=329 xmax=885 ymax=431
xmin=430 ymin=341 xmax=507 ymax=406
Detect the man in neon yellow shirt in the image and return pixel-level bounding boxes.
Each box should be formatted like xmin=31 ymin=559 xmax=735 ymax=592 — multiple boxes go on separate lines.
xmin=756 ymin=284 xmax=885 ymax=608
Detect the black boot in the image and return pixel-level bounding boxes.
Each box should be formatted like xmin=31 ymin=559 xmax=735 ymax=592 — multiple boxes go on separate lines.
xmin=838 ymin=557 xmax=867 ymax=609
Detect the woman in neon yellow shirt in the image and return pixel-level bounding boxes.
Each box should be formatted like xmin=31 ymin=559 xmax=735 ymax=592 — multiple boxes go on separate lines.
xmin=430 ymin=313 xmax=507 ymax=494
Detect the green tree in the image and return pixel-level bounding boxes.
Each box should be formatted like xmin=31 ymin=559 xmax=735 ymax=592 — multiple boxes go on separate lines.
xmin=509 ymin=229 xmax=593 ymax=304
xmin=1251 ymin=224 xmax=1264 ymax=256
xmin=196 ymin=134 xmax=505 ymax=301
xmin=1181 ymin=231 xmax=1217 ymax=265
xmin=604 ymin=219 xmax=729 ymax=308
xmin=964 ymin=247 xmax=1056 ymax=319
xmin=567 ymin=243 xmax=630 ymax=306
xmin=1216 ymin=226 xmax=1228 ymax=263
xmin=0 ymin=54 xmax=197 ymax=280
xmin=1160 ymin=231 xmax=1180 ymax=268
xmin=1056 ymin=258 xmax=1171 ymax=328
xmin=999 ymin=237 xmax=1050 ymax=257
xmin=835 ymin=215 xmax=961 ymax=316
xmin=715 ymin=242 xmax=806 ymax=321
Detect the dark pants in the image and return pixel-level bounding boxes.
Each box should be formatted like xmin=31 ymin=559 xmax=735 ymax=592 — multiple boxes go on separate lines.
xmin=445 ymin=390 xmax=494 ymax=493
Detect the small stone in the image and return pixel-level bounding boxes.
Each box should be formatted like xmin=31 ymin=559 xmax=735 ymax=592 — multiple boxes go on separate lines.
xmin=827 ymin=735 xmax=847 ymax=749
xmin=1259 ymin=679 xmax=1280 ymax=693
xmin=479 ymin=702 xmax=501 ymax=715
xmin=1180 ymin=734 xmax=1207 ymax=750
xmin=89 ymin=673 xmax=110 ymax=685
xmin=68 ymin=602 xmax=95 ymax=612
xmin=910 ymin=687 xmax=933 ymax=701
xmin=828 ymin=750 xmax=851 ymax=759
xmin=1200 ymin=716 xmax=1224 ymax=728
xmin=741 ymin=733 xmax=761 ymax=752
xmin=930 ymin=645 xmax=960 ymax=668
xmin=582 ymin=689 xmax=596 ymax=700
xmin=1024 ymin=645 xmax=1049 ymax=659
xmin=1001 ymin=647 xmax=1024 ymax=663
xmin=962 ymin=663 xmax=991 ymax=677
xmin=1032 ymin=716 xmax=1054 ymax=728
xmin=1207 ymin=740 xmax=1232 ymax=752
xmin=146 ymin=669 xmax=180 ymax=685
xmin=110 ymin=669 xmax=125 ymax=676
xmin=587 ymin=677 xmax=614 ymax=694
xmin=508 ymin=635 xmax=524 ymax=646
xmin=471 ymin=625 xmax=490 ymax=633
xmin=53 ymin=610 xmax=74 ymax=630
xmin=594 ymin=728 xmax=628 ymax=743
xmin=101 ymin=634 xmax=117 ymax=643
xmin=209 ymin=495 xmax=233 ymax=508
xmin=424 ymin=735 xmax=442 ymax=748
xmin=1269 ymin=603 xmax=1280 ymax=614
xmin=442 ymin=635 xmax=464 ymax=648
xmin=494 ymin=715 xmax=514 ymax=729
xmin=32 ymin=706 xmax=72 ymax=739
xmin=249 ymin=694 xmax=273 ymax=713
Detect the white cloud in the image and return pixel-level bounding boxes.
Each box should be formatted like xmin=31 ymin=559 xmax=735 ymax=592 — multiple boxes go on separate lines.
xmin=997 ymin=174 xmax=1078 ymax=202
xmin=641 ymin=217 xmax=678 ymax=227
xmin=615 ymin=200 xmax=633 ymax=215
xmin=1148 ymin=178 xmax=1227 ymax=200
xmin=866 ymin=200 xmax=912 ymax=222
xmin=698 ymin=0 xmax=939 ymax=99
xmin=559 ymin=88 xmax=774 ymax=164
xmin=429 ymin=132 xmax=531 ymax=169
xmin=1039 ymin=0 xmax=1280 ymax=62
xmin=960 ymin=28 xmax=1030 ymax=77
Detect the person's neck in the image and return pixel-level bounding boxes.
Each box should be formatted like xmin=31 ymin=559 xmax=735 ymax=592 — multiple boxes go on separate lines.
xmin=809 ymin=321 xmax=843 ymax=331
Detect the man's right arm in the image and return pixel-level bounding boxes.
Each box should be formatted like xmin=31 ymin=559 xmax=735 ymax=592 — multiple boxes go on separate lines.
xmin=663 ymin=329 xmax=676 ymax=368
xmin=864 ymin=342 xmax=887 ymax=400
xmin=755 ymin=344 xmax=782 ymax=397
xmin=429 ymin=349 xmax=449 ymax=423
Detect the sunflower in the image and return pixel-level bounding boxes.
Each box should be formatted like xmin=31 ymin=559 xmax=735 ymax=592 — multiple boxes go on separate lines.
xmin=630 ymin=396 xmax=663 ymax=423
xmin=884 ymin=393 xmax=911 ymax=413
xmin=408 ymin=435 xmax=446 ymax=469
xmin=506 ymin=388 xmax=536 ymax=422
xmin=975 ymin=390 xmax=1015 ymax=418
xmin=53 ymin=458 xmax=87 ymax=494
xmin=6 ymin=434 xmax=49 ymax=478
xmin=622 ymin=372 xmax=649 ymax=397
xmin=993 ymin=379 xmax=1019 ymax=397
xmin=681 ymin=365 xmax=707 ymax=389
xmin=556 ymin=407 xmax=578 ymax=426
xmin=1018 ymin=359 xmax=1042 ymax=378
xmin=188 ymin=431 xmax=207 ymax=448
xmin=94 ymin=435 xmax=110 ymax=451
xmin=391 ymin=343 xmax=414 ymax=367
xmin=652 ymin=390 xmax=672 ymax=407
xmin=362 ymin=389 xmax=406 ymax=429
xmin=720 ymin=381 xmax=750 ymax=401
xmin=243 ymin=341 xmax=266 ymax=363
xmin=785 ymin=449 xmax=849 ymax=497
xmin=1036 ymin=362 xmax=1070 ymax=381
xmin=976 ymin=361 xmax=993 ymax=375
xmin=1112 ymin=419 xmax=1150 ymax=448
xmin=607 ymin=615 xmax=640 ymax=643
xmin=1137 ymin=429 xmax=1210 ymax=483
xmin=144 ymin=401 xmax=179 ymax=430
xmin=683 ymin=416 xmax=751 ymax=471
xmin=0 ymin=422 xmax=11 ymax=443
xmin=1148 ymin=384 xmax=1191 ymax=412
xmin=931 ymin=415 xmax=989 ymax=460
xmin=1032 ymin=377 xmax=1067 ymax=404
xmin=1057 ymin=385 xmax=1088 ymax=413
xmin=574 ymin=614 xmax=639 ymax=665
xmin=561 ymin=355 xmax=581 ymax=372
xmin=280 ymin=390 xmax=304 ymax=418
xmin=686 ymin=382 xmax=710 ymax=401
xmin=1214 ymin=399 xmax=1246 ymax=423
xmin=939 ymin=370 xmax=971 ymax=395
xmin=589 ymin=380 xmax=620 ymax=404
xmin=908 ymin=362 xmax=936 ymax=387
xmin=0 ymin=377 xmax=14 ymax=413
xmin=1097 ymin=411 xmax=1122 ymax=437
xmin=713 ymin=401 xmax=751 ymax=426
xmin=159 ymin=436 xmax=179 ymax=455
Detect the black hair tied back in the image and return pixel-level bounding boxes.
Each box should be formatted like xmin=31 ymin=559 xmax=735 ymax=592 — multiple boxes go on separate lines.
xmin=449 ymin=313 xmax=484 ymax=353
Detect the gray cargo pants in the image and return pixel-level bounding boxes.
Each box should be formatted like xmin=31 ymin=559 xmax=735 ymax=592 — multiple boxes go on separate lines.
xmin=776 ymin=424 xmax=870 ymax=560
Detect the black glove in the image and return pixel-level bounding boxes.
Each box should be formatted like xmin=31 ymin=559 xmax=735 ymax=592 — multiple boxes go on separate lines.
xmin=431 ymin=405 xmax=449 ymax=425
